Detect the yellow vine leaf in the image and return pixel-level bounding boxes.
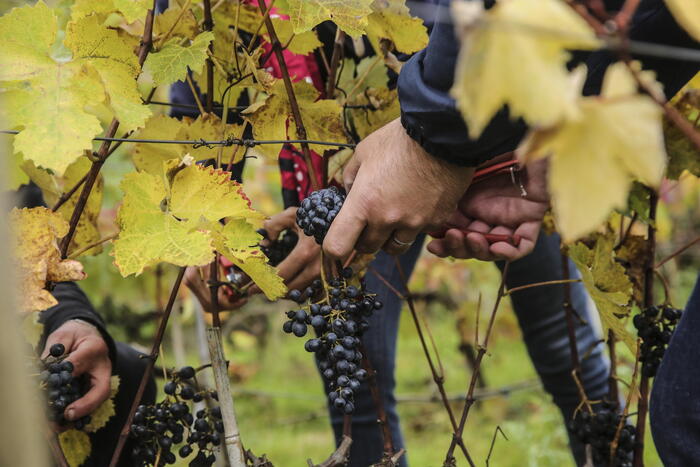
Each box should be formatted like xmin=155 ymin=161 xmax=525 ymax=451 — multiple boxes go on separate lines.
xmin=365 ymin=0 xmax=428 ymax=54
xmin=244 ymin=80 xmax=346 ymax=158
xmin=65 ymin=15 xmax=151 ymax=132
xmin=10 ymin=207 xmax=86 ymax=313
xmin=451 ymin=0 xmax=598 ymax=138
xmin=23 ymin=157 xmax=104 ymax=257
xmin=350 ymin=88 xmax=400 ymax=139
xmin=337 ymin=57 xmax=389 ymax=96
xmin=269 ymin=17 xmax=323 ymax=55
xmin=519 ymin=63 xmax=667 ymax=241
xmin=154 ymin=5 xmax=199 ymax=41
xmin=568 ymin=234 xmax=635 ymax=352
xmin=665 ymin=0 xmax=700 ymax=41
xmin=113 ymin=160 xmax=277 ymax=298
xmin=213 ymin=220 xmax=287 ymax=300
xmin=9 ymin=153 xmax=29 ymax=190
xmin=131 ymin=114 xmax=242 ymax=174
xmin=144 ymin=31 xmax=215 ymax=86
xmin=71 ymin=0 xmax=149 ymax=23
xmin=85 ymin=375 xmax=120 ymax=432
xmin=59 ymin=429 xmax=91 ymax=467
xmin=112 ymin=170 xmax=213 ymax=276
xmin=22 ymin=313 xmax=43 ymax=350
xmin=169 ymin=164 xmax=265 ymax=227
xmin=284 ymin=0 xmax=374 ymax=38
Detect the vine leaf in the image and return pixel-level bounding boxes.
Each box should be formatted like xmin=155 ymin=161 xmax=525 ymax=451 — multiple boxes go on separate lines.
xmin=22 ymin=312 xmax=44 ymax=350
xmin=23 ymin=157 xmax=104 ymax=257
xmin=213 ymin=220 xmax=287 ymax=300
xmin=71 ymin=0 xmax=150 ymax=23
xmin=451 ymin=0 xmax=598 ymax=138
xmin=365 ymin=0 xmax=428 ymax=54
xmin=665 ymin=0 xmax=700 ymax=41
xmin=284 ymin=0 xmax=374 ymax=38
xmin=144 ymin=31 xmax=215 ymax=86
xmin=10 ymin=207 xmax=86 ymax=313
xmin=154 ymin=5 xmax=199 ymax=40
xmin=65 ymin=14 xmax=151 ymax=132
xmin=267 ymin=17 xmax=323 ymax=55
xmin=113 ymin=160 xmax=284 ymax=299
xmin=568 ymin=234 xmax=636 ymax=352
xmin=519 ymin=63 xmax=667 ymax=241
xmin=0 ymin=3 xmax=150 ymax=175
xmin=132 ymin=114 xmax=242 ymax=174
xmin=112 ymin=168 xmax=214 ymax=276
xmin=244 ymin=80 xmax=346 ymax=158
xmin=85 ymin=375 xmax=120 ymax=433
xmin=59 ymin=429 xmax=91 ymax=467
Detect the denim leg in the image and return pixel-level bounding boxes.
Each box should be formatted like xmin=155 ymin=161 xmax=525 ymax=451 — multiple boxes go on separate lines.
xmin=650 ymin=273 xmax=700 ymax=466
xmin=320 ymin=237 xmax=424 ymax=467
xmin=497 ymin=233 xmax=610 ymax=465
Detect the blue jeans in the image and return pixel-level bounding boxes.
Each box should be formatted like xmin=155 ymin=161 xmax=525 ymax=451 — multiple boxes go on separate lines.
xmin=320 ymin=233 xmax=610 ymax=466
xmin=650 ymin=273 xmax=700 ymax=466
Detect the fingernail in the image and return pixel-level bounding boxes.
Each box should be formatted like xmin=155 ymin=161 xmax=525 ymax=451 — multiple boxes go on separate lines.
xmin=65 ymin=408 xmax=76 ymax=421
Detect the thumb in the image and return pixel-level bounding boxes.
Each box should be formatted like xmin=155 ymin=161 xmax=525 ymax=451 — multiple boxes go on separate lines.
xmin=263 ymin=207 xmax=298 ymax=241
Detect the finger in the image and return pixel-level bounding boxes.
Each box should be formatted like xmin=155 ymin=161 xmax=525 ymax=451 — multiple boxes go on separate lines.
xmin=323 ymin=196 xmax=367 ymax=260
xmin=263 ymin=207 xmax=298 ymax=242
xmin=445 ymin=229 xmax=471 ymax=259
xmin=490 ymin=222 xmax=540 ymax=261
xmin=42 ymin=330 xmax=76 ymax=360
xmin=383 ymin=228 xmax=421 ymax=256
xmin=426 ymin=238 xmax=449 ymax=257
xmin=342 ymin=153 xmax=361 ymax=192
xmin=65 ymin=364 xmax=111 ymax=421
xmin=355 ymin=222 xmax=394 ymax=255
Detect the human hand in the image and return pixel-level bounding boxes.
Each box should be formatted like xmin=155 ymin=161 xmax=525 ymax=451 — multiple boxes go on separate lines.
xmin=184 ymin=265 xmax=248 ymax=312
xmin=41 ymin=320 xmax=112 ymax=425
xmin=323 ymin=118 xmax=474 ymax=259
xmin=427 ymin=159 xmax=550 ymax=261
xmin=250 ymin=207 xmax=322 ymax=294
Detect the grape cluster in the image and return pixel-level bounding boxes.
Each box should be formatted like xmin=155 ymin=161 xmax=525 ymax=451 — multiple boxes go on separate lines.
xmin=569 ymin=401 xmax=635 ymax=467
xmin=295 ymin=187 xmax=345 ymax=244
xmin=633 ymin=304 xmax=682 ymax=377
xmin=258 ymin=228 xmax=298 ymax=266
xmin=283 ymin=267 xmax=381 ymax=414
xmin=130 ymin=366 xmax=223 ymax=466
xmin=38 ymin=343 xmax=92 ymax=429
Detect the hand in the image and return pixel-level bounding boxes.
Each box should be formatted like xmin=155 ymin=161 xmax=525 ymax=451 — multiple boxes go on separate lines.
xmin=41 ymin=320 xmax=112 ymax=425
xmin=184 ymin=265 xmax=248 ymax=312
xmin=250 ymin=207 xmax=322 ymax=294
xmin=323 ymin=118 xmax=474 ymax=259
xmin=427 ymin=159 xmax=550 ymax=261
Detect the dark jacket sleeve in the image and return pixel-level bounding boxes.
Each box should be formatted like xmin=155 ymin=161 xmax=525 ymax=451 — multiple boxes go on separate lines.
xmin=40 ymin=282 xmax=118 ymax=365
xmin=398 ymin=0 xmax=700 ymax=167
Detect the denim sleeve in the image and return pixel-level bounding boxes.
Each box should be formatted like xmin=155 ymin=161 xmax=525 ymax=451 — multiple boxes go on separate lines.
xmin=398 ymin=0 xmax=700 ymax=167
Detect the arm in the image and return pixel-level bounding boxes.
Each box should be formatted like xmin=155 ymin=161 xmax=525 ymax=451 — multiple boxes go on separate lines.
xmin=398 ymin=0 xmax=699 ymax=168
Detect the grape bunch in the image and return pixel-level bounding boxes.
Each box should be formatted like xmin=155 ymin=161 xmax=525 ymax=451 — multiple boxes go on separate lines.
xmin=258 ymin=228 xmax=298 ymax=266
xmin=130 ymin=366 xmax=223 ymax=466
xmin=295 ymin=187 xmax=345 ymax=244
xmin=569 ymin=401 xmax=635 ymax=467
xmin=38 ymin=343 xmax=92 ymax=429
xmin=633 ymin=304 xmax=682 ymax=377
xmin=283 ymin=267 xmax=382 ymax=414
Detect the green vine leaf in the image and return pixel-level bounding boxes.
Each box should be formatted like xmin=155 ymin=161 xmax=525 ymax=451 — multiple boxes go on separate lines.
xmin=59 ymin=429 xmax=91 ymax=467
xmin=568 ymin=234 xmax=636 ymax=352
xmin=144 ymin=31 xmax=215 ymax=86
